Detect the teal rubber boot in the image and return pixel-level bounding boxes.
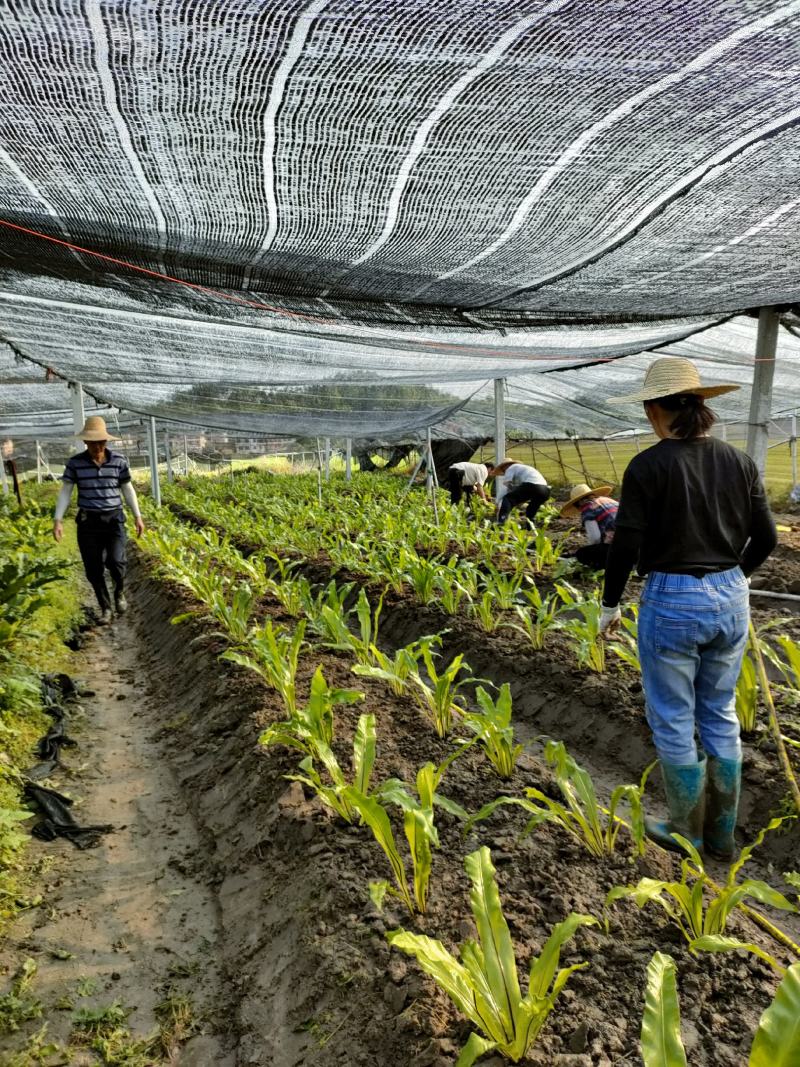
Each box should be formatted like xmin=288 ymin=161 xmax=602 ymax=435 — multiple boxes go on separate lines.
xmin=645 ymin=759 xmax=706 ymax=854
xmin=703 ymin=756 xmax=742 ymax=861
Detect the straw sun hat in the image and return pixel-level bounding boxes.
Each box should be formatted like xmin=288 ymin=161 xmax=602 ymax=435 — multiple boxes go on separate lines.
xmin=606 ymin=357 xmax=740 ymax=405
xmin=560 ymin=483 xmax=613 ymax=518
xmin=79 ymin=415 xmax=118 ymax=441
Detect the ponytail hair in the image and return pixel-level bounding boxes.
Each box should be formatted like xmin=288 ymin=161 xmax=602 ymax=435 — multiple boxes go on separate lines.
xmin=647 ymin=392 xmax=715 ymax=439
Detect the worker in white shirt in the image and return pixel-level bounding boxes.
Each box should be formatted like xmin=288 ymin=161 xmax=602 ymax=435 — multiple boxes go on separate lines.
xmin=493 ymin=460 xmax=551 ymax=527
xmin=447 ymin=460 xmax=493 ymax=506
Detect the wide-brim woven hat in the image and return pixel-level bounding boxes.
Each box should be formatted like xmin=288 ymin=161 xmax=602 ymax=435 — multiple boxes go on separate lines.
xmin=606 ymin=357 xmax=740 ymax=405
xmin=79 ymin=415 xmax=118 ymax=441
xmin=560 ymin=483 xmax=613 ymax=517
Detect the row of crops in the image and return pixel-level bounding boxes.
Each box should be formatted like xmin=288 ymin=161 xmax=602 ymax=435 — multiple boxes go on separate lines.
xmin=0 ymin=495 xmax=81 ymax=930
xmin=136 ymin=471 xmax=800 ymax=1065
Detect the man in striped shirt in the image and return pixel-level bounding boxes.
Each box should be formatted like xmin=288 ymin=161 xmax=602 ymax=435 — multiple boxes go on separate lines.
xmin=53 ymin=416 xmax=144 ymax=624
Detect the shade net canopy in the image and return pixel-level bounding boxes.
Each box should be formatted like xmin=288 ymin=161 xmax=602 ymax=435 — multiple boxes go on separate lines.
xmin=456 ymin=317 xmax=800 ymax=439
xmin=2 ymin=2 xmax=800 ymax=439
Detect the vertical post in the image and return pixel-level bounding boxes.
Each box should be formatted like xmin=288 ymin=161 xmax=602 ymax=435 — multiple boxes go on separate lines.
xmin=68 ymin=381 xmax=85 ymax=437
xmin=634 ymin=432 xmax=641 ymax=454
xmin=572 ymin=437 xmax=590 ymax=481
xmin=552 ymin=438 xmax=567 ymax=482
xmin=791 ymin=414 xmax=798 ymax=486
xmin=494 ymin=377 xmax=506 ymax=501
xmin=345 ymin=438 xmax=352 ymax=482
xmin=720 ymin=422 xmax=728 ymax=443
xmin=746 ymin=307 xmax=781 ymax=476
xmin=183 ymin=435 xmax=189 ymax=476
xmin=324 ymin=437 xmax=331 ymax=481
xmin=494 ymin=378 xmax=506 ymax=465
xmin=147 ymin=417 xmax=161 ymax=507
xmin=35 ymin=440 xmax=42 ymax=483
xmin=426 ymin=426 xmax=439 ymax=526
xmin=0 ymin=454 xmax=8 ymax=495
xmin=602 ymin=438 xmax=619 ymax=483
xmin=164 ymin=430 xmax=173 ymax=483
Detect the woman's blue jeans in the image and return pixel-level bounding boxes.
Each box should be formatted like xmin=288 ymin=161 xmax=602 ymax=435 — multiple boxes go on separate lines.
xmin=638 ymin=568 xmax=749 ymax=764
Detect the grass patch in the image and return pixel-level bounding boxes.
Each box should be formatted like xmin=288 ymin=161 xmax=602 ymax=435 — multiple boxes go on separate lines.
xmin=0 ymin=960 xmax=43 ymax=1036
xmin=68 ymin=990 xmax=197 ymax=1065
xmin=0 ymin=488 xmax=84 ymax=933
xmin=472 ymin=436 xmax=799 ymax=500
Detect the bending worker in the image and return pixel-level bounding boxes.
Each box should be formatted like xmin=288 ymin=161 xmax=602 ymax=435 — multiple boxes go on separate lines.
xmin=447 ymin=459 xmax=492 ymax=506
xmin=493 ymin=460 xmax=550 ymax=527
xmin=598 ymin=358 xmax=776 ymax=860
xmin=53 ymin=416 xmax=145 ymax=624
xmin=560 ymin=482 xmax=618 ymax=569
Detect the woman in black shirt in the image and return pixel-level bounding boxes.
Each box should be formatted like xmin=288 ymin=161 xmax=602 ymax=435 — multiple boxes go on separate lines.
xmin=598 ymin=358 xmax=776 ymax=859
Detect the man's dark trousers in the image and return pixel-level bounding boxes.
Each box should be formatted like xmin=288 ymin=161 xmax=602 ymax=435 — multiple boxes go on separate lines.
xmin=76 ymin=508 xmax=127 ymax=611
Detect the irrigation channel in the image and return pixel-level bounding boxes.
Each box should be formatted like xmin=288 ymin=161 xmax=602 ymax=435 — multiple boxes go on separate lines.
xmin=3 ymin=480 xmax=800 ymax=1066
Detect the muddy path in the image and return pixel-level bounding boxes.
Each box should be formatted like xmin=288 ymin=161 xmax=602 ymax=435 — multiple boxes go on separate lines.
xmin=0 ymin=615 xmax=235 ymax=1065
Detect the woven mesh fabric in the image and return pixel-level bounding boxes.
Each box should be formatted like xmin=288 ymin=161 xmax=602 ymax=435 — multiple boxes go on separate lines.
xmin=2 ymin=2 xmax=800 ymax=437
xmin=5 ymin=317 xmax=800 ymax=441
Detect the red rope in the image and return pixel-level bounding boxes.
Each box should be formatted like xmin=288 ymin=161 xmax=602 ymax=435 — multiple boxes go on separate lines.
xmin=0 ymin=217 xmax=718 ymax=368
xmin=0 ymin=218 xmax=322 ymax=321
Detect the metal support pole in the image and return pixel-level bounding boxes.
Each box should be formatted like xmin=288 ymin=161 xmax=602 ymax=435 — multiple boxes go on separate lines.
xmin=0 ymin=455 xmax=8 ymax=496
xmin=634 ymin=432 xmax=641 ymax=454
xmin=68 ymin=381 xmax=85 ymax=436
xmin=573 ymin=437 xmax=590 ymax=481
xmin=183 ymin=435 xmax=189 ymax=476
xmin=720 ymin=422 xmax=728 ymax=443
xmin=494 ymin=378 xmax=506 ymax=465
xmin=791 ymin=414 xmax=797 ymax=486
xmin=553 ymin=438 xmax=567 ymax=482
xmin=426 ymin=426 xmax=439 ymax=526
xmin=164 ymin=430 xmax=173 ymax=483
xmin=401 ymin=448 xmax=428 ymax=500
xmin=494 ymin=377 xmax=506 ymax=501
xmin=324 ymin=437 xmax=331 ymax=481
xmin=35 ymin=440 xmax=42 ymax=483
xmin=602 ymin=438 xmax=619 ymax=483
xmin=746 ymin=307 xmax=780 ymax=477
xmin=147 ymin=417 xmax=161 ymax=506
xmin=345 ymin=438 xmax=352 ymax=482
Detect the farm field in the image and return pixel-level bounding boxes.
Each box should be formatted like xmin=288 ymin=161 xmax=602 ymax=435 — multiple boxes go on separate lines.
xmin=131 ymin=472 xmax=800 ymax=1063
xmin=3 ymin=472 xmax=800 ymax=1066
xmin=473 ymin=438 xmax=800 ymax=500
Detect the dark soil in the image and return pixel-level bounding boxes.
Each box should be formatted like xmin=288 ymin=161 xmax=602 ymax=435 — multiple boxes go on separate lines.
xmin=119 ymin=552 xmax=798 ymax=1066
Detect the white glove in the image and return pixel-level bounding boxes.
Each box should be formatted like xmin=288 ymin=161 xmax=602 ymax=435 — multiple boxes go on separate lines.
xmin=599 ymin=605 xmax=622 ymax=633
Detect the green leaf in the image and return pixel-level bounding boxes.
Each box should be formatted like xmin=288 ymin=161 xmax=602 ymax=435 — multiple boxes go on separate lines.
xmin=464 ymin=847 xmax=520 ymax=1044
xmin=640 ymin=952 xmax=686 ymax=1067
xmin=750 ymin=962 xmax=800 ymax=1066
xmin=455 ymin=1032 xmax=498 ymax=1067
xmin=369 ymin=881 xmax=390 ymax=911
xmin=734 ymin=879 xmax=798 ymax=915
xmin=353 ymin=714 xmax=376 ymax=795
xmin=405 ymin=809 xmax=434 ymax=913
xmin=689 ymin=935 xmax=783 ymax=974
xmin=527 ymin=914 xmax=597 ymax=1001
xmin=433 ymin=794 xmax=470 ymax=822
xmin=387 ymin=929 xmax=476 ymax=1021
xmin=343 ymin=788 xmax=413 ymax=913
xmin=729 ymin=818 xmax=786 ymax=885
